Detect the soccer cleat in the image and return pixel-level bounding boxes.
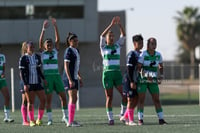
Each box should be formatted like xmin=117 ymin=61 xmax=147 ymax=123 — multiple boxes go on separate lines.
xmin=36 ymin=119 xmax=43 ymax=126
xmin=159 ymin=119 xmax=167 ymax=125
xmin=120 ymin=116 xmax=129 ymax=124
xmin=138 ymin=119 xmax=144 ymax=126
xmin=47 ymin=120 xmax=52 ymax=126
xmin=22 ymin=121 xmax=30 ymax=126
xmin=30 ymin=121 xmax=36 ymax=127
xmin=4 ymin=118 xmax=14 ymax=123
xmin=62 ymin=117 xmax=68 ymax=125
xmin=127 ymin=121 xmax=137 ymax=126
xmin=108 ymin=120 xmax=114 ymax=125
xmin=66 ymin=121 xmax=81 ymax=127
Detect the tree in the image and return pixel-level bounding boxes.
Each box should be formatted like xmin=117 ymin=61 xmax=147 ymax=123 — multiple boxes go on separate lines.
xmin=174 ymin=6 xmax=200 ymax=79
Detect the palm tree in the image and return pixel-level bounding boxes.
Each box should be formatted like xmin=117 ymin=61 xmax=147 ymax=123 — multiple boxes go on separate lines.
xmin=174 ymin=6 xmax=200 ymax=79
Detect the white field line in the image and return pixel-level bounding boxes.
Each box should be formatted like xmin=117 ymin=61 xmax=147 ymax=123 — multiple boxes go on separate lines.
xmin=17 ymin=114 xmax=200 ymax=118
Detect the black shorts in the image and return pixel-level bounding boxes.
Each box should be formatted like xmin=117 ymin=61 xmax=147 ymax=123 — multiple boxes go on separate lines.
xmin=28 ymin=84 xmax=44 ymax=92
xmin=63 ymin=78 xmax=79 ymax=91
xmin=123 ymin=75 xmax=138 ymax=98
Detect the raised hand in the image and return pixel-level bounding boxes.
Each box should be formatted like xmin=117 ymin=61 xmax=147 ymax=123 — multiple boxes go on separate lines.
xmin=110 ymin=17 xmax=116 ymax=25
xmin=43 ymin=20 xmax=49 ymax=29
xmin=115 ymin=16 xmax=121 ymax=24
xmin=51 ymin=18 xmax=57 ymax=26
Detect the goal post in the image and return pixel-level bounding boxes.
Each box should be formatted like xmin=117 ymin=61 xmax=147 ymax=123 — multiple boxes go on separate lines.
xmin=199 ymin=64 xmax=200 ymax=106
xmin=11 ymin=68 xmax=15 ymax=112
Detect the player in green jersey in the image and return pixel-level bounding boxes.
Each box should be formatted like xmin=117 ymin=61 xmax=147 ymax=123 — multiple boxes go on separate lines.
xmin=39 ymin=18 xmax=68 ymax=126
xmin=100 ymin=16 xmax=127 ymax=125
xmin=0 ymin=46 xmax=14 ymax=123
xmin=137 ymin=37 xmax=167 ymax=125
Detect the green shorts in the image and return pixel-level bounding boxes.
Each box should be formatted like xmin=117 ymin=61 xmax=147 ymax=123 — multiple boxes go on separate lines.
xmin=102 ymin=70 xmax=122 ymax=89
xmin=0 ymin=78 xmax=7 ymax=90
xmin=44 ymin=74 xmax=65 ymax=94
xmin=137 ymin=82 xmax=159 ymax=94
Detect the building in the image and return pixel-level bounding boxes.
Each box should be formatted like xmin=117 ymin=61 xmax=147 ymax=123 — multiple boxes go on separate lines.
xmin=0 ymin=0 xmax=127 ymax=109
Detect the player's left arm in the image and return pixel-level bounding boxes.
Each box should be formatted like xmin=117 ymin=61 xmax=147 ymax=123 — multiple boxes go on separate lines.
xmin=78 ymin=71 xmax=83 ymax=87
xmin=1 ymin=63 xmax=5 ymax=78
xmin=158 ymin=53 xmax=164 ymax=84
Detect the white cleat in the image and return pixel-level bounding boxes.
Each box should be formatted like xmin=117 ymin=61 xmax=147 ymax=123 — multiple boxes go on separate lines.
xmin=120 ymin=116 xmax=129 ymax=124
xmin=127 ymin=121 xmax=137 ymax=126
xmin=47 ymin=120 xmax=52 ymax=126
xmin=66 ymin=121 xmax=81 ymax=127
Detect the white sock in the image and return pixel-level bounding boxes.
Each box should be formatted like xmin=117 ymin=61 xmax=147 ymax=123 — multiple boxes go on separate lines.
xmin=4 ymin=108 xmax=10 ymax=119
xmin=47 ymin=112 xmax=52 ymax=121
xmin=62 ymin=109 xmax=68 ymax=119
xmin=157 ymin=112 xmax=164 ymax=119
xmin=138 ymin=112 xmax=143 ymax=120
xmin=120 ymin=104 xmax=127 ymax=116
xmin=107 ymin=111 xmax=113 ymax=120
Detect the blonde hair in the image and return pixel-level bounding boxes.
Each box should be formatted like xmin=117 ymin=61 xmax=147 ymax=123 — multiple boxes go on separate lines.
xmin=21 ymin=41 xmax=27 ymax=55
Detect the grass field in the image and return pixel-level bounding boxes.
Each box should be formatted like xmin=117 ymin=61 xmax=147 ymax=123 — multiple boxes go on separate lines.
xmin=1 ymin=105 xmax=200 ymax=133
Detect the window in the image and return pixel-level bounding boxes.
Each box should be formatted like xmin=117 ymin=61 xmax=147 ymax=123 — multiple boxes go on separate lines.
xmin=0 ymin=6 xmax=84 ymax=19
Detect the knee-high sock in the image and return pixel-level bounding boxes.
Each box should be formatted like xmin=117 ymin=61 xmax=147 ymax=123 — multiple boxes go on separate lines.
xmin=106 ymin=107 xmax=113 ymax=121
xmin=128 ymin=109 xmax=134 ymax=122
xmin=21 ymin=105 xmax=28 ymax=122
xmin=124 ymin=109 xmax=128 ymax=119
xmin=38 ymin=109 xmax=44 ymax=120
xmin=4 ymin=106 xmax=10 ymax=119
xmin=62 ymin=105 xmax=68 ymax=119
xmin=28 ymin=105 xmax=34 ymax=121
xmin=68 ymin=104 xmax=76 ymax=124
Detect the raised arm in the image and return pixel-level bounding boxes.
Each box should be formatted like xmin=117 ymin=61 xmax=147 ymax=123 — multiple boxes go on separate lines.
xmin=39 ymin=20 xmax=49 ymax=51
xmin=101 ymin=17 xmax=116 ymax=37
xmin=115 ymin=16 xmax=126 ymax=37
xmin=51 ymin=18 xmax=60 ymax=50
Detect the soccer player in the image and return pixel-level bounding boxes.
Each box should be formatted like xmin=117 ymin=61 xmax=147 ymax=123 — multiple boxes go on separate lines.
xmin=120 ymin=34 xmax=143 ymax=126
xmin=0 ymin=45 xmax=14 ymax=123
xmin=19 ymin=42 xmax=29 ymax=126
xmin=63 ymin=32 xmax=83 ymax=127
xmin=99 ymin=16 xmax=127 ymax=125
xmin=137 ymin=37 xmax=167 ymax=125
xmin=39 ymin=18 xmax=68 ymax=126
xmin=19 ymin=41 xmax=46 ymax=127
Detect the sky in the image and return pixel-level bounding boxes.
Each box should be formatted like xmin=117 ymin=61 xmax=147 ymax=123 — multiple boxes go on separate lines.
xmin=98 ymin=0 xmax=200 ymax=61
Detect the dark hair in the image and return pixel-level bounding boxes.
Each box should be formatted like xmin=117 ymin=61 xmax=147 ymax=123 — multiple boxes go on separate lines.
xmin=132 ymin=34 xmax=143 ymax=42
xmin=26 ymin=41 xmax=33 ymax=46
xmin=45 ymin=38 xmax=53 ymax=44
xmin=147 ymin=37 xmax=156 ymax=45
xmin=66 ymin=32 xmax=78 ymax=47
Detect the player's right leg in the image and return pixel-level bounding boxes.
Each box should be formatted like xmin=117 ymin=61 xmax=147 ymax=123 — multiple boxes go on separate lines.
xmin=137 ymin=83 xmax=147 ymax=125
xmin=1 ymin=85 xmax=14 ymax=123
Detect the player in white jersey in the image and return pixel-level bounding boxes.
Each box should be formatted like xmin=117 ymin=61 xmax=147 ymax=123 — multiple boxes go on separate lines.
xmin=39 ymin=18 xmax=68 ymax=126
xmin=100 ymin=16 xmax=127 ymax=125
xmin=0 ymin=45 xmax=14 ymax=123
xmin=137 ymin=37 xmax=167 ymax=125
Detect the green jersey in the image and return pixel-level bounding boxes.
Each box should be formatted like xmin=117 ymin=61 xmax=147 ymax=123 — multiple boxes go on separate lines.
xmin=100 ymin=36 xmax=125 ymax=71
xmin=0 ymin=54 xmax=5 ymax=77
xmin=41 ymin=49 xmax=59 ymax=75
xmin=138 ymin=50 xmax=162 ymax=83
